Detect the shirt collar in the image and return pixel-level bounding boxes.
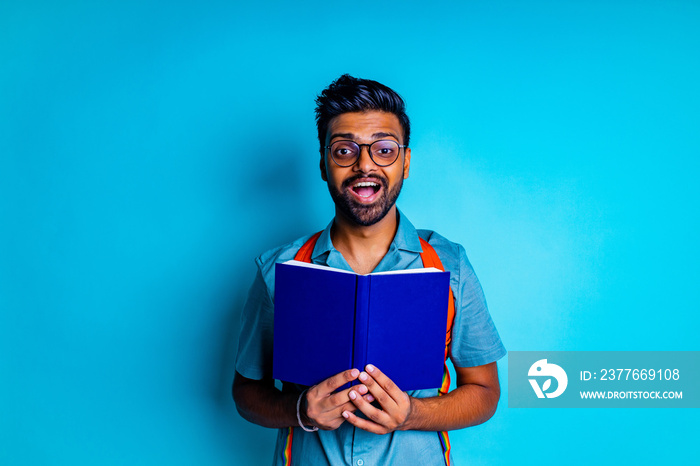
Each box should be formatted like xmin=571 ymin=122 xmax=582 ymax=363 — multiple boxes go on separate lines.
xmin=310 ymin=208 xmax=423 ymax=264
xmin=392 ymin=209 xmax=423 ymax=253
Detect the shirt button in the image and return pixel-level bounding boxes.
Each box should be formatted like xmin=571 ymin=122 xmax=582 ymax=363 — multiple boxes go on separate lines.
xmin=357 ymin=460 xmax=364 ymax=466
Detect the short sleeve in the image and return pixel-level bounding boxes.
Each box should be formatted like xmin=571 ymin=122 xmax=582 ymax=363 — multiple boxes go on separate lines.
xmin=449 ymin=244 xmax=506 ymax=367
xmin=235 ymin=263 xmax=275 ymax=380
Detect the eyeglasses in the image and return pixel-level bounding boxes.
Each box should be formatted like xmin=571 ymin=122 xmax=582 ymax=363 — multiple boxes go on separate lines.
xmin=325 ymin=140 xmax=407 ymax=167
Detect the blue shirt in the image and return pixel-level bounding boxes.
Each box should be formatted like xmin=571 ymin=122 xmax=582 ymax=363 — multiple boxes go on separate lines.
xmin=236 ymin=210 xmax=506 ymax=466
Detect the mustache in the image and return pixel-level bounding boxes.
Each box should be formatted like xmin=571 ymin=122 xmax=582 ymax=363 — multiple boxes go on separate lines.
xmin=341 ymin=174 xmax=388 ymax=190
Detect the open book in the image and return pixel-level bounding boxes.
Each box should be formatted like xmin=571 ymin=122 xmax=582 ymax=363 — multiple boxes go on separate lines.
xmin=273 ymin=260 xmax=450 ymax=390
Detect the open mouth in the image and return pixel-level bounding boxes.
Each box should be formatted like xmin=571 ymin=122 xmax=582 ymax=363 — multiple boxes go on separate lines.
xmin=351 ymin=180 xmax=381 ymax=200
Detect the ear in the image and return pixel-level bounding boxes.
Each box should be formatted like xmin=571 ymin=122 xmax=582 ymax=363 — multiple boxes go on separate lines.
xmin=320 ymin=155 xmax=328 ymax=181
xmin=402 ymin=147 xmax=411 ymax=179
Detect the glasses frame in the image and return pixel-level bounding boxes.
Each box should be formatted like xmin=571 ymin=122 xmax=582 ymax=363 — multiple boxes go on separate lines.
xmin=324 ymin=139 xmax=408 ymax=168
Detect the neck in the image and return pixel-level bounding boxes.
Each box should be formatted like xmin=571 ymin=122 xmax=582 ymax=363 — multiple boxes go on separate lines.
xmin=330 ymin=206 xmax=399 ymax=274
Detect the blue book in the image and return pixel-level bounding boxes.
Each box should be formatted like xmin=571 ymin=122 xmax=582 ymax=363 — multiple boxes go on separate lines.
xmin=273 ymin=260 xmax=450 ymax=391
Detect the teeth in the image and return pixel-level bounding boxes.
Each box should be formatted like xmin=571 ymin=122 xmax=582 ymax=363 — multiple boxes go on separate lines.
xmin=354 ymin=182 xmax=379 ymax=187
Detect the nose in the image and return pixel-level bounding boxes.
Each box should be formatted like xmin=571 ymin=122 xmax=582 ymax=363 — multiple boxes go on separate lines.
xmin=354 ymin=144 xmax=377 ymax=172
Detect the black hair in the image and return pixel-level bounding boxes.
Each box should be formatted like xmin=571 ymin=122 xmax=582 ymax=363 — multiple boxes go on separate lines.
xmin=314 ymin=74 xmax=410 ymax=156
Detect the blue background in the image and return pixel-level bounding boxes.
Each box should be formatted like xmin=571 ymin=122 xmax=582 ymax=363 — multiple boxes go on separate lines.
xmin=2 ymin=0 xmax=698 ymax=464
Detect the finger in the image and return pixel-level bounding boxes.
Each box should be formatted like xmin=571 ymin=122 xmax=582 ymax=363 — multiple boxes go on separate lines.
xmin=363 ymin=364 xmax=406 ymax=405
xmin=326 ymin=382 xmax=368 ymax=407
xmin=334 ymin=400 xmax=358 ymax=416
xmin=329 ymin=384 xmax=369 ymax=414
xmin=357 ymin=369 xmax=398 ymax=411
xmin=327 ymin=395 xmax=373 ymax=420
xmin=319 ymin=399 xmax=355 ymax=416
xmin=341 ymin=409 xmax=388 ymax=435
xmin=348 ymin=388 xmax=391 ymax=425
xmin=313 ymin=368 xmax=360 ymax=397
xmin=308 ymin=398 xmax=359 ymax=429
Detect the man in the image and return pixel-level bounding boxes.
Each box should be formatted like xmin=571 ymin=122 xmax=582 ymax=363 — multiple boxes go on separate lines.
xmin=233 ymin=75 xmax=506 ymax=465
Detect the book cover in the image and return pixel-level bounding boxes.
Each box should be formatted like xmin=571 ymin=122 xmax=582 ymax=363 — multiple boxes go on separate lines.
xmin=273 ymin=260 xmax=450 ymax=391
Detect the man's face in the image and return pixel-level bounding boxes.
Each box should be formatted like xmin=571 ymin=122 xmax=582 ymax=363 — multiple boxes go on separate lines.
xmin=321 ymin=111 xmax=411 ymax=227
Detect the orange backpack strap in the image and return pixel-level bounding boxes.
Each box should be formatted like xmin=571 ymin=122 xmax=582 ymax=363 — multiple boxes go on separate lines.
xmin=419 ymin=238 xmax=456 ymax=396
xmin=294 ymin=231 xmax=323 ymax=262
xmin=418 ymin=238 xmax=456 ymax=350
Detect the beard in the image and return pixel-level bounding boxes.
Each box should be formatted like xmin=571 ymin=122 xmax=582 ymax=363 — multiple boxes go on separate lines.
xmin=327 ymin=173 xmax=404 ymax=227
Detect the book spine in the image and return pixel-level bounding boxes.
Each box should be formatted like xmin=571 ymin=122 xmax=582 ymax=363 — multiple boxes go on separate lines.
xmin=353 ymin=275 xmax=371 ymax=378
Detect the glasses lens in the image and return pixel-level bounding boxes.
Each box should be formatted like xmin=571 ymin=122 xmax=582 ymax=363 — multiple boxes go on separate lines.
xmin=370 ymin=140 xmax=400 ymax=166
xmin=330 ymin=141 xmax=359 ymax=166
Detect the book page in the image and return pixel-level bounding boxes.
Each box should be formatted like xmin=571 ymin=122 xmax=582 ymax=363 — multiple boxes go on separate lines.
xmin=371 ymin=267 xmax=441 ymax=275
xmin=282 ymin=260 xmax=356 ymax=274
xmin=283 ymin=260 xmax=441 ymax=276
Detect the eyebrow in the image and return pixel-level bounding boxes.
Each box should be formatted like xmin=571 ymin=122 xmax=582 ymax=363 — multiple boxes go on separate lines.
xmin=329 ymin=131 xmax=400 ymax=142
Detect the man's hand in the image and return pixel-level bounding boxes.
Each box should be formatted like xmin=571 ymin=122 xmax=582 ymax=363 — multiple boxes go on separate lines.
xmin=340 ymin=362 xmax=500 ymax=434
xmin=341 ymin=364 xmax=412 ymax=434
xmin=233 ymin=369 xmax=376 ymax=430
xmin=305 ymin=368 xmax=372 ymax=430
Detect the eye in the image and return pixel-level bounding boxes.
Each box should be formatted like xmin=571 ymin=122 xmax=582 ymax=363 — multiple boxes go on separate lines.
xmin=332 ymin=141 xmax=358 ymax=159
xmin=372 ymin=141 xmax=398 ymax=158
